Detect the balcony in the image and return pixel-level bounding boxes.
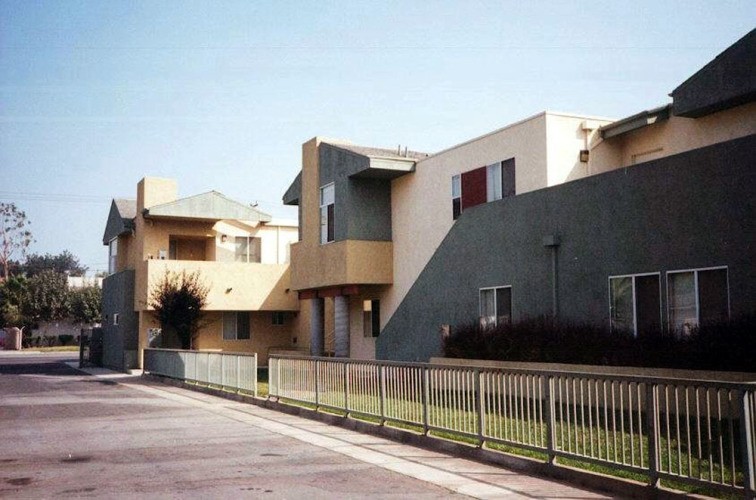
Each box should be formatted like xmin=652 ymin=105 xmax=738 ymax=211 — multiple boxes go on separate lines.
xmin=134 ymin=259 xmax=297 ymax=312
xmin=289 ymin=239 xmax=393 ymax=291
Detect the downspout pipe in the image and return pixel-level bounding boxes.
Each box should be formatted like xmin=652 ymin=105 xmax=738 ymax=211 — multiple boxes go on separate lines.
xmin=543 ymin=235 xmax=561 ymax=322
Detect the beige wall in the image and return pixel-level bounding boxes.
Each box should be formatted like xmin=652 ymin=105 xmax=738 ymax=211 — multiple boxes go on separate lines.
xmin=545 ymin=114 xmax=609 ymax=185
xmin=194 ymin=311 xmax=296 ymax=365
xmin=135 ymin=259 xmax=297 ymax=312
xmin=590 ymin=102 xmax=756 ymax=174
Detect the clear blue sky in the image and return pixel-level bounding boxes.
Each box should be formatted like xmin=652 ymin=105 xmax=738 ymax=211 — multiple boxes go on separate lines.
xmin=1 ymin=1 xmax=754 ymax=274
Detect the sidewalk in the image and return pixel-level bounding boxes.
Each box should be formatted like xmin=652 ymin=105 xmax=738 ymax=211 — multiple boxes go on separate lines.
xmin=68 ymin=362 xmax=619 ymax=499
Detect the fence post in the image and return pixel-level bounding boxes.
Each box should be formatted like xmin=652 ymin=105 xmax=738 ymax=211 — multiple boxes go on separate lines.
xmin=344 ymin=362 xmax=350 ymax=416
xmin=206 ymin=352 xmax=210 ymax=386
xmin=475 ymin=368 xmax=484 ymax=447
xmin=740 ymin=388 xmax=755 ymax=498
xmin=314 ymin=359 xmax=320 ymax=411
xmin=645 ymin=383 xmax=660 ymax=489
xmin=379 ymin=363 xmax=386 ymax=425
xmin=544 ymin=375 xmax=556 ymax=464
xmin=422 ymin=366 xmax=429 ymax=435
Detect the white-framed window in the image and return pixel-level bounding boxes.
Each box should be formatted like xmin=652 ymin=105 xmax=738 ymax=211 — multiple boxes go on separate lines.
xmin=486 ymin=158 xmax=516 ymax=202
xmin=486 ymin=163 xmax=502 ymax=202
xmin=320 ymin=183 xmax=335 ymax=244
xmin=451 ymin=174 xmax=461 ymax=220
xmin=108 ymin=238 xmax=118 ymax=274
xmin=608 ymin=273 xmax=661 ymax=336
xmin=363 ymin=299 xmax=380 ymax=337
xmin=235 ymin=236 xmax=261 ymax=263
xmin=479 ymin=286 xmax=512 ymax=328
xmin=222 ymin=311 xmax=251 ymax=340
xmin=113 ymin=313 xmax=119 ymax=326
xmin=272 ymin=311 xmax=285 ymax=326
xmin=667 ymin=267 xmax=729 ymax=335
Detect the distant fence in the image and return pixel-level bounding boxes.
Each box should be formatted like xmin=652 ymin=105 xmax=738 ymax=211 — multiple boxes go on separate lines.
xmin=144 ymin=348 xmax=257 ymax=397
xmin=269 ymin=355 xmax=756 ymax=497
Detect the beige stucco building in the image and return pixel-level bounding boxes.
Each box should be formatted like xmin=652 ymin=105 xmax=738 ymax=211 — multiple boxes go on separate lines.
xmin=102 ymin=177 xmax=301 ymax=370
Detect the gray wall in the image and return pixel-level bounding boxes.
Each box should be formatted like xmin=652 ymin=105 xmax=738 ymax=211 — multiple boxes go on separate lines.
xmin=102 ymin=270 xmax=138 ymax=371
xmin=377 ymin=135 xmax=756 ymax=361
xmin=319 ymin=144 xmax=392 ymax=242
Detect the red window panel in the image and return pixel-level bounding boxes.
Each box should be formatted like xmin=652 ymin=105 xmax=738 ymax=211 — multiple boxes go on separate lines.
xmin=461 ymin=166 xmax=487 ymax=210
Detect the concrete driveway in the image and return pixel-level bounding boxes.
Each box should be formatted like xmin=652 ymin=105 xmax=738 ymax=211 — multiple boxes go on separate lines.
xmin=0 ymin=353 xmax=616 ymax=499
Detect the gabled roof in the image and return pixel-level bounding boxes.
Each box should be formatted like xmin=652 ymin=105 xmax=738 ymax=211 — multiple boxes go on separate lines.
xmin=600 ymin=104 xmax=671 ymax=139
xmin=102 ymin=199 xmax=136 ymax=245
xmin=143 ymin=191 xmax=272 ymax=223
xmin=670 ymin=28 xmax=756 ymax=118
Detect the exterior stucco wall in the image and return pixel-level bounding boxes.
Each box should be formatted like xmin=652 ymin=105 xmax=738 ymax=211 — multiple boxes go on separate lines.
xmin=102 ymin=270 xmax=138 ymax=371
xmin=545 ymin=114 xmax=610 ymax=185
xmin=194 ymin=311 xmax=297 ymax=366
xmin=591 ymin=102 xmax=756 ymax=174
xmin=377 ymin=135 xmax=755 ymax=361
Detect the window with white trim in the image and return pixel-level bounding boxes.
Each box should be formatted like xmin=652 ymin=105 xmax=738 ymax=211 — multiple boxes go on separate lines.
xmin=451 ymin=174 xmax=461 ymax=220
xmin=235 ymin=236 xmax=261 ymax=263
xmin=486 ymin=158 xmax=516 ymax=202
xmin=108 ymin=238 xmax=118 ymax=274
xmin=609 ymin=273 xmax=661 ymax=336
xmin=222 ymin=311 xmax=251 ymax=340
xmin=320 ymin=183 xmax=335 ymax=244
xmin=667 ymin=267 xmax=729 ymax=335
xmin=363 ymin=299 xmax=380 ymax=337
xmin=479 ymin=286 xmax=512 ymax=328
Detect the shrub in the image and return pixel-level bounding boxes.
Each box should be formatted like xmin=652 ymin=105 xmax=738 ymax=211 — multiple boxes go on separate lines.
xmin=58 ymin=334 xmax=74 ymax=346
xmin=443 ymin=315 xmax=756 ymax=372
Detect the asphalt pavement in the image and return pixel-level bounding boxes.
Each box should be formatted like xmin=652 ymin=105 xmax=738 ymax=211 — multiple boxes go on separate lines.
xmin=0 ymin=352 xmax=617 ymax=499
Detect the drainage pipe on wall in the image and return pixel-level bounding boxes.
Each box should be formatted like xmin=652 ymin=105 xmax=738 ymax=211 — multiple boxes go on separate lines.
xmin=543 ymin=235 xmax=561 ymax=321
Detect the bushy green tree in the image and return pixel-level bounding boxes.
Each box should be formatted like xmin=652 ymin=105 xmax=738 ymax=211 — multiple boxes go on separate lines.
xmin=0 ymin=275 xmax=30 ymax=329
xmin=149 ymin=270 xmax=209 ymax=350
xmin=18 ymin=250 xmax=88 ymax=277
xmin=69 ymin=285 xmax=102 ymax=325
xmin=25 ymin=270 xmax=70 ymax=323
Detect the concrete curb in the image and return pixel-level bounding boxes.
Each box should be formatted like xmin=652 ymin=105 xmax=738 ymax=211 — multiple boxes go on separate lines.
xmin=141 ymin=373 xmax=698 ymax=500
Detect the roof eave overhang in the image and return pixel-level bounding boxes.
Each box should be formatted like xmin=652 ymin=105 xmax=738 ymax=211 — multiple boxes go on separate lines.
xmin=600 ymin=104 xmax=671 ymax=140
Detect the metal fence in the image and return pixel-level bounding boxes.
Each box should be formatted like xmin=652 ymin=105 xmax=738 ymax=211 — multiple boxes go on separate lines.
xmin=144 ymin=348 xmax=257 ymax=397
xmin=269 ymin=355 xmax=756 ymax=497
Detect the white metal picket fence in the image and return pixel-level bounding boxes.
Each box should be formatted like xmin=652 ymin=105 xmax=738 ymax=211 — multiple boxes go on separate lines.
xmin=269 ymin=355 xmax=756 ymax=498
xmin=144 ymin=348 xmax=257 ymax=397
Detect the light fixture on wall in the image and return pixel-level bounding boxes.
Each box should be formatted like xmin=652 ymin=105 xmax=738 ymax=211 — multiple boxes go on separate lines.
xmin=220 ymin=234 xmax=228 ymax=243
xmin=226 ymin=287 xmax=233 ymax=294
xmin=579 ymin=149 xmax=590 ymax=163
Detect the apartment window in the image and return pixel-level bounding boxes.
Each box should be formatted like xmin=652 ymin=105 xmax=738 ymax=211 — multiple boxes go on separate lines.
xmin=272 ymin=311 xmax=285 ymax=326
xmin=113 ymin=313 xmax=119 ymax=326
xmin=363 ymin=300 xmax=380 ymax=337
xmin=486 ymin=158 xmax=516 ymax=202
xmin=108 ymin=238 xmax=118 ymax=274
xmin=668 ymin=267 xmax=729 ymax=335
xmin=223 ymin=312 xmax=251 ymax=340
xmin=479 ymin=286 xmax=512 ymax=328
xmin=235 ymin=237 xmax=261 ymax=263
xmin=320 ymin=183 xmax=335 ymax=244
xmin=609 ymin=273 xmax=661 ymax=336
xmin=451 ymin=175 xmax=462 ymax=220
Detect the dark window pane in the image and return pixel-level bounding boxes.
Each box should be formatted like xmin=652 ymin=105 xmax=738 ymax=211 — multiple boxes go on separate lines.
xmin=502 ymin=158 xmax=516 ymax=198
xmin=698 ymin=269 xmax=728 ymax=325
xmin=635 ymin=275 xmax=661 ymax=336
xmin=495 ymin=287 xmax=512 ymax=325
xmin=237 ymin=312 xmax=250 ymax=340
xmin=610 ymin=277 xmax=634 ymax=333
xmin=452 ymin=198 xmax=461 ymax=220
xmin=371 ymin=300 xmax=381 ymax=337
xmin=327 ymin=204 xmax=334 ymax=242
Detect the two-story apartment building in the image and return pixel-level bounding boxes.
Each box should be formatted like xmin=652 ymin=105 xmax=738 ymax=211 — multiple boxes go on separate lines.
xmin=284 ymin=29 xmax=755 ymax=361
xmin=102 ymin=177 xmax=300 ymax=370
